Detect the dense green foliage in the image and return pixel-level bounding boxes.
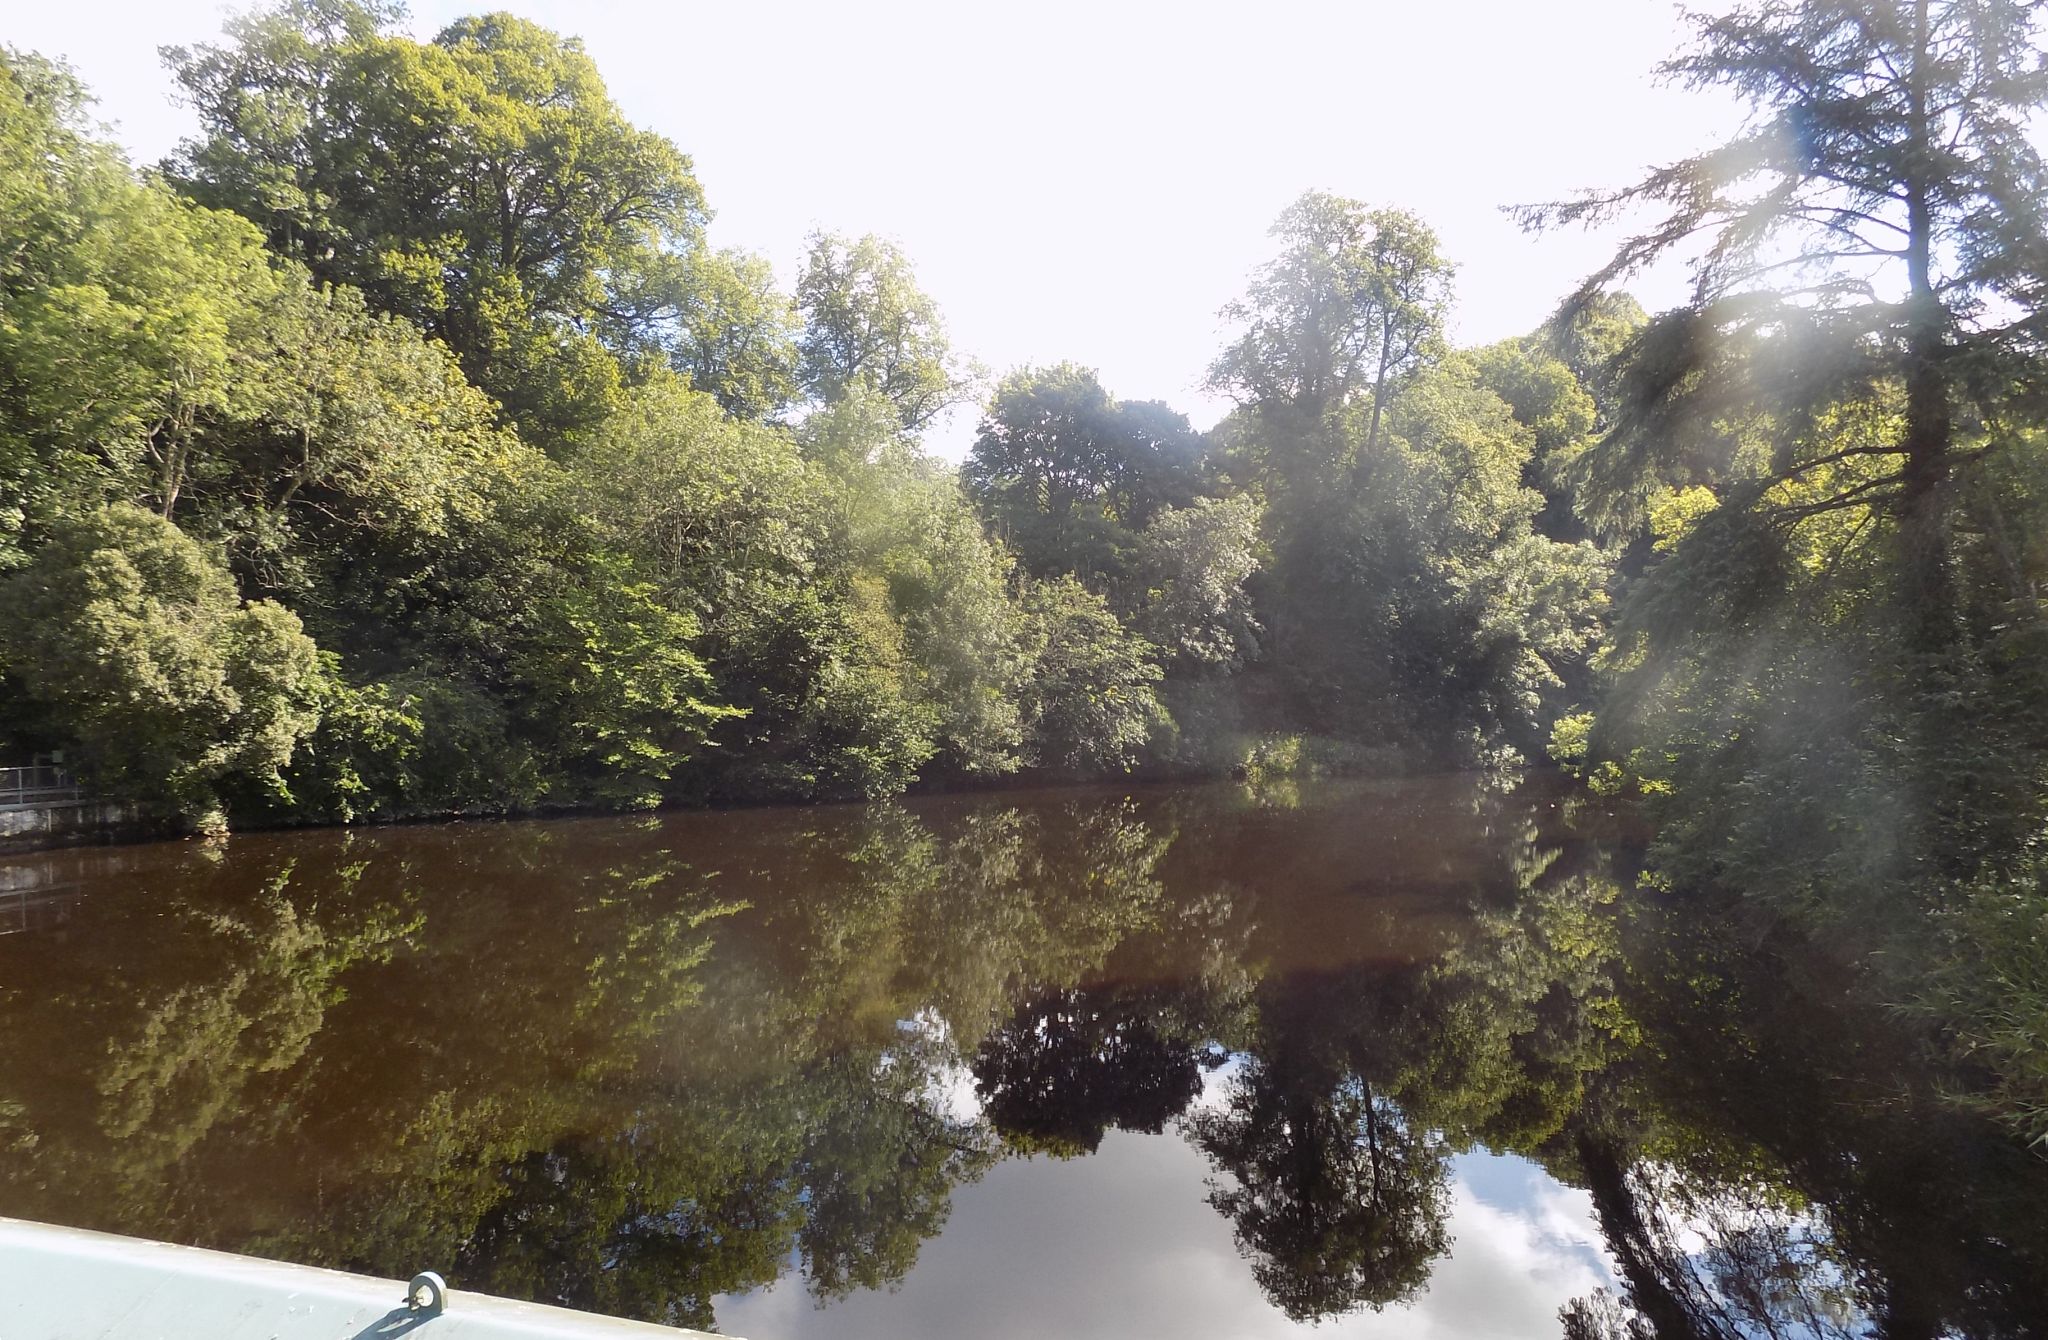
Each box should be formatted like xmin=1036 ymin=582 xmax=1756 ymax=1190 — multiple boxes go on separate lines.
xmin=0 ymin=505 xmax=323 ymax=823
xmin=0 ymin=4 xmax=1618 ymax=822
xmin=1521 ymin=0 xmax=2048 ymax=1170
xmin=164 ymin=0 xmax=707 ymax=443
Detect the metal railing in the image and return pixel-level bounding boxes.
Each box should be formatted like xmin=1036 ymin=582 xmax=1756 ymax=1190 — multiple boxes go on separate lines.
xmin=0 ymin=765 xmax=83 ymax=809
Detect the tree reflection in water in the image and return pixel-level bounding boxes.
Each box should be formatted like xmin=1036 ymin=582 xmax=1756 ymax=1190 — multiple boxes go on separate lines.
xmin=2 ymin=778 xmax=2047 ymax=1336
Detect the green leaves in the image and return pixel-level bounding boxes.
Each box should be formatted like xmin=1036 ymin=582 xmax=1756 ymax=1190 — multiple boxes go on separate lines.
xmin=1017 ymin=576 xmax=1168 ymax=774
xmin=669 ymin=249 xmax=800 ymax=420
xmin=1534 ymin=0 xmax=2048 ymax=914
xmin=0 ymin=505 xmax=323 ymax=815
xmin=0 ymin=54 xmax=281 ymax=522
xmin=1124 ymin=494 xmax=1265 ymax=671
xmin=796 ymin=232 xmax=976 ymax=431
xmin=964 ymin=363 xmax=1208 ymax=584
xmin=510 ymin=556 xmax=741 ymax=810
xmin=1208 ymin=193 xmax=1455 ymax=488
xmin=167 ymin=4 xmax=707 ymax=444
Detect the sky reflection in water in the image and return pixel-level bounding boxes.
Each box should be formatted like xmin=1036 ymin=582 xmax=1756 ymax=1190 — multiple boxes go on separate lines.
xmin=721 ymin=1114 xmax=1614 ymax=1340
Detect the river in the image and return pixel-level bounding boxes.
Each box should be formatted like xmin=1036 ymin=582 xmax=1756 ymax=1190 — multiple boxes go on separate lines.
xmin=2 ymin=775 xmax=2045 ymax=1338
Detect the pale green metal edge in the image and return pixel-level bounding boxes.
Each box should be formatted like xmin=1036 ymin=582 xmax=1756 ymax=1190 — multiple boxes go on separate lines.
xmin=0 ymin=1216 xmax=733 ymax=1340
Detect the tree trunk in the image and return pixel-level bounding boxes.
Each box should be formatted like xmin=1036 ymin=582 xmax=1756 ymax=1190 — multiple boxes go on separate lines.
xmin=1365 ymin=317 xmax=1395 ymax=459
xmin=1897 ymin=0 xmax=1955 ymax=660
xmin=1576 ymin=1130 xmax=1723 ymax=1340
xmin=1896 ymin=0 xmax=1970 ymax=875
xmin=158 ymin=434 xmax=185 ymax=522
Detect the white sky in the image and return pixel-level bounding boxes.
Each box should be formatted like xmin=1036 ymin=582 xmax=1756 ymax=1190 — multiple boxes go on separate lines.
xmin=10 ymin=0 xmax=1743 ymax=457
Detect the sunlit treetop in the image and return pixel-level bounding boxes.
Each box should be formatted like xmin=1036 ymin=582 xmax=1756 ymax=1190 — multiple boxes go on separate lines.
xmin=1524 ymin=0 xmax=2048 ymax=549
xmin=164 ymin=1 xmax=709 ymax=443
xmin=796 ymin=231 xmax=978 ymax=432
xmin=1208 ymin=194 xmax=1452 ymax=419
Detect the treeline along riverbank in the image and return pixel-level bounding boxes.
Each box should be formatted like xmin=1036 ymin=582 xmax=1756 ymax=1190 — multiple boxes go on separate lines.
xmin=0 ymin=4 xmax=1612 ymax=833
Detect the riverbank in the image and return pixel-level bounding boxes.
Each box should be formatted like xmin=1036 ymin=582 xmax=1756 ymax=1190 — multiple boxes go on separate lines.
xmin=0 ymin=728 xmax=1421 ymax=854
xmin=0 ymin=796 xmax=176 ymax=853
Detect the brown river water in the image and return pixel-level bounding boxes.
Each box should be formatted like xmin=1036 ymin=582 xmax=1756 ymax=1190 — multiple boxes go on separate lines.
xmin=2 ymin=774 xmax=2045 ymax=1338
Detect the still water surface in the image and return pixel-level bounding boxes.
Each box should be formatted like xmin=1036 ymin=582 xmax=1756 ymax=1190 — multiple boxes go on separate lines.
xmin=2 ymin=776 xmax=2046 ymax=1338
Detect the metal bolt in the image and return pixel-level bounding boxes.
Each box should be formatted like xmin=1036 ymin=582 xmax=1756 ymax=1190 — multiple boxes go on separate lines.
xmin=406 ymin=1271 xmax=448 ymax=1317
